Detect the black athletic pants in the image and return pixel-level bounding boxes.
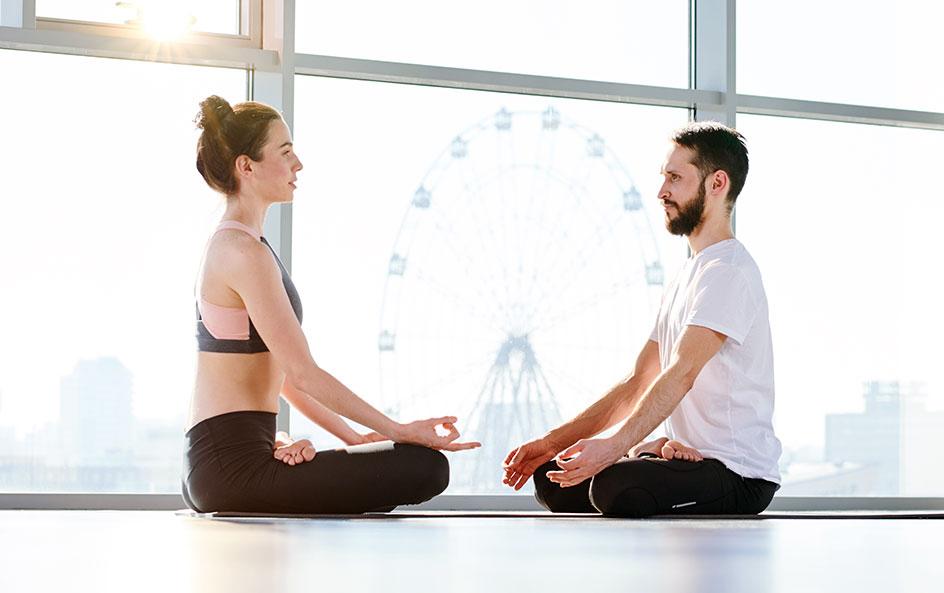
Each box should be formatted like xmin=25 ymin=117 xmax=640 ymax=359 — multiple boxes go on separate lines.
xmin=181 ymin=410 xmax=449 ymax=514
xmin=533 ymin=455 xmax=778 ymax=517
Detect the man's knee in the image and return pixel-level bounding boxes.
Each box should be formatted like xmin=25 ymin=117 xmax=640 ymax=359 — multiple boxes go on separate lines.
xmin=590 ymin=460 xmax=664 ymax=518
xmin=533 ymin=460 xmax=592 ymax=513
xmin=589 ymin=466 xmax=660 ymax=518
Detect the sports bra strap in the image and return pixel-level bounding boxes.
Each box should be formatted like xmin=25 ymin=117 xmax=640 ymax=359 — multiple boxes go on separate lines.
xmin=214 ymin=220 xmax=262 ymax=240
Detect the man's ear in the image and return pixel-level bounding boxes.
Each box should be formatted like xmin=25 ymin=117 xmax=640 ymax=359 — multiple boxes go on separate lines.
xmin=709 ymin=169 xmax=729 ymax=199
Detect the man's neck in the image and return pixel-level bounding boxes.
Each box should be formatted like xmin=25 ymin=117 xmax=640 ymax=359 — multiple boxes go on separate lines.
xmin=687 ymin=218 xmax=734 ymax=256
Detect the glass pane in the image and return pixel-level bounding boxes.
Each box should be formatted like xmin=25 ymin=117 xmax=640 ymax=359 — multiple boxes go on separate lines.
xmin=736 ymin=114 xmax=944 ymax=496
xmin=35 ymin=0 xmax=240 ymax=36
xmin=0 ymin=49 xmax=245 ymax=492
xmin=738 ymin=1 xmax=944 ymax=112
xmin=291 ymin=75 xmax=690 ymax=494
xmin=296 ymin=0 xmax=689 ymax=88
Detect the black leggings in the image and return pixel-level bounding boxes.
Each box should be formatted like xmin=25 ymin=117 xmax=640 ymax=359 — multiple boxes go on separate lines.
xmin=181 ymin=411 xmax=449 ymax=514
xmin=533 ymin=455 xmax=778 ymax=517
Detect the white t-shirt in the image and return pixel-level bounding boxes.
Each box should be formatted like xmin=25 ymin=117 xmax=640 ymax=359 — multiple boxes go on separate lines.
xmin=650 ymin=238 xmax=782 ymax=483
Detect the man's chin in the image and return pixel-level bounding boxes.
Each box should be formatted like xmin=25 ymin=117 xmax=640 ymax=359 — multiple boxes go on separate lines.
xmin=666 ymin=220 xmax=691 ymax=237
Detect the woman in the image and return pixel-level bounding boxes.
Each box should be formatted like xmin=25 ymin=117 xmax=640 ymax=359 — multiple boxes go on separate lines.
xmin=182 ymin=95 xmax=479 ymax=514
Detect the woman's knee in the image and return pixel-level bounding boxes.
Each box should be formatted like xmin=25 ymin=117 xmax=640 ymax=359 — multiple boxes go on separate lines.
xmin=396 ymin=444 xmax=450 ymax=501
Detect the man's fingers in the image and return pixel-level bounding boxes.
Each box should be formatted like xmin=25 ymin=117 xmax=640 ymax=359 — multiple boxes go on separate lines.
xmin=556 ymin=455 xmax=585 ymax=470
xmin=557 ymin=441 xmax=585 ymax=461
xmin=504 ymin=448 xmax=519 ymax=467
xmin=547 ymin=469 xmax=587 ymax=488
xmin=512 ymin=473 xmax=531 ymax=491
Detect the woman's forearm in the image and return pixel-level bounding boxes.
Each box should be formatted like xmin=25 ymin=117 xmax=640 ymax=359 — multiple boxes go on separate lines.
xmin=293 ymin=366 xmax=402 ymax=440
xmin=282 ymin=382 xmax=364 ymax=445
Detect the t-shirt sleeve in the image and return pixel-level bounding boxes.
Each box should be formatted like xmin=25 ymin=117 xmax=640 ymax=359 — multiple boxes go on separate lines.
xmin=649 ymin=317 xmax=659 ymax=343
xmin=685 ymin=264 xmax=757 ymax=346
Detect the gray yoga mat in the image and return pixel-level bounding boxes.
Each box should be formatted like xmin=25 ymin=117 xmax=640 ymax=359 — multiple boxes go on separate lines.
xmin=176 ymin=509 xmax=944 ymax=520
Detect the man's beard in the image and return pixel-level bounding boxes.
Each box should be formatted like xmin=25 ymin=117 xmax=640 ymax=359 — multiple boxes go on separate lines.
xmin=665 ymin=178 xmax=706 ymax=236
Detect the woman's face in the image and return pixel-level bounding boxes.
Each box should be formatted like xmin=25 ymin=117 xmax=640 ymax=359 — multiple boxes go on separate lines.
xmin=249 ymin=119 xmax=303 ymax=203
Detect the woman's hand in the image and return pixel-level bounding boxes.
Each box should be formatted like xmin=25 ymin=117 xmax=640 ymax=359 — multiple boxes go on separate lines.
xmin=357 ymin=431 xmax=390 ymax=444
xmin=393 ymin=417 xmax=481 ymax=452
xmin=273 ymin=431 xmax=317 ymax=466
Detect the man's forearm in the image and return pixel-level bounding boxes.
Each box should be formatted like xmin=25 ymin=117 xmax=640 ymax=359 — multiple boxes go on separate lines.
xmin=611 ymin=367 xmax=693 ymax=453
xmin=546 ymin=373 xmax=647 ymax=448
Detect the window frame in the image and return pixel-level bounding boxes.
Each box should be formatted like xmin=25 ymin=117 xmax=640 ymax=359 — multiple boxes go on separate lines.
xmin=1 ymin=0 xmax=942 ymax=510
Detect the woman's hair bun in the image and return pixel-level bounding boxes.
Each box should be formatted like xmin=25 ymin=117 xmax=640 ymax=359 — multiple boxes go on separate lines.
xmin=195 ymin=95 xmax=235 ymax=132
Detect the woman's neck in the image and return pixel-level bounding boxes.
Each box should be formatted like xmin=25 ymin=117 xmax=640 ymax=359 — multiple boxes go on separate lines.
xmin=222 ymin=195 xmax=267 ymax=236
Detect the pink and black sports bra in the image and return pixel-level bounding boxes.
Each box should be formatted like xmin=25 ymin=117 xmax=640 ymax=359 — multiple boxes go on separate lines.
xmin=195 ymin=220 xmax=303 ymax=353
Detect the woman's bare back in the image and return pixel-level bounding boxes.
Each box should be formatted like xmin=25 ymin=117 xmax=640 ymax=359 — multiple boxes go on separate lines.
xmin=189 ymin=229 xmax=284 ymax=430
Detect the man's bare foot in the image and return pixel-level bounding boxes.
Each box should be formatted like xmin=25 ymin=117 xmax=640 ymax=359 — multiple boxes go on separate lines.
xmin=661 ymin=439 xmax=703 ymax=462
xmin=632 ymin=437 xmax=670 ymax=457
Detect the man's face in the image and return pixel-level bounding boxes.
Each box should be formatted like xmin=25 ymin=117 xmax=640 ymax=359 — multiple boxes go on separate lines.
xmin=658 ymin=144 xmax=707 ymax=236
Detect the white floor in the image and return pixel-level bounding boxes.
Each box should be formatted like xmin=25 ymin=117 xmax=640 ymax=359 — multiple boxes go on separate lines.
xmin=1 ymin=511 xmax=939 ymax=592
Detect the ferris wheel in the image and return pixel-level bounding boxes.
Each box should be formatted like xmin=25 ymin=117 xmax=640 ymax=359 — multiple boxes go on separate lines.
xmin=378 ymin=106 xmax=664 ymax=492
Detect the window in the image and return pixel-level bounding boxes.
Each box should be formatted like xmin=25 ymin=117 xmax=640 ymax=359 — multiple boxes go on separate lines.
xmin=735 ymin=114 xmax=944 ymax=496
xmin=290 ymin=75 xmax=689 ymax=493
xmin=738 ymin=1 xmax=944 ymax=112
xmin=0 ymin=49 xmax=246 ymax=492
xmin=296 ymin=0 xmax=689 ymax=88
xmin=35 ymin=0 xmax=242 ymax=36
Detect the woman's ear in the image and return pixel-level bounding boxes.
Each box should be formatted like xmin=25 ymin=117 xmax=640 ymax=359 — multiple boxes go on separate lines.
xmin=234 ymin=154 xmax=253 ymax=180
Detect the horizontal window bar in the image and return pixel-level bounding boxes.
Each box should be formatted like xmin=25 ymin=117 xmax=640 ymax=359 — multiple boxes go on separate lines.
xmin=738 ymin=94 xmax=944 ymax=131
xmin=295 ymin=53 xmax=719 ymax=110
xmin=0 ymin=24 xmax=277 ymax=70
xmin=37 ymin=17 xmax=254 ymax=46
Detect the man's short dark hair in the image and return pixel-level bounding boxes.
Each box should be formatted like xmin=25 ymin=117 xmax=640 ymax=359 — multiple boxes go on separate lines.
xmin=671 ymin=122 xmax=749 ymax=212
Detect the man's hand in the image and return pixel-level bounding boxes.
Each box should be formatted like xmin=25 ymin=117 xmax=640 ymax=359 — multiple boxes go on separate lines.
xmin=503 ymin=437 xmax=563 ymax=490
xmin=546 ymin=437 xmax=626 ymax=488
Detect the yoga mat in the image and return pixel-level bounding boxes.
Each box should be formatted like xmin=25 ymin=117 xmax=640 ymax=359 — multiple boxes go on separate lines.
xmin=176 ymin=509 xmax=944 ymax=520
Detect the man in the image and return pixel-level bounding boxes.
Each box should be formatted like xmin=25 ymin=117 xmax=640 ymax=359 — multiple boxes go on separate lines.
xmin=502 ymin=122 xmax=782 ymax=517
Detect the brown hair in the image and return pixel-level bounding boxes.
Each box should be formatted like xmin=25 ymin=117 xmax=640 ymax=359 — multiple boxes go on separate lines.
xmin=671 ymin=121 xmax=749 ymax=212
xmin=195 ymin=95 xmax=282 ymax=195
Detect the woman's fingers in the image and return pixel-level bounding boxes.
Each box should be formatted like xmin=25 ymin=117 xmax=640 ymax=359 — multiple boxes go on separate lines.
xmin=441 ymin=440 xmax=482 ymax=452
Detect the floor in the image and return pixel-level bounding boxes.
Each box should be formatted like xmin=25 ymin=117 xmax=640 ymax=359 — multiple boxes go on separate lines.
xmin=0 ymin=511 xmax=938 ymax=592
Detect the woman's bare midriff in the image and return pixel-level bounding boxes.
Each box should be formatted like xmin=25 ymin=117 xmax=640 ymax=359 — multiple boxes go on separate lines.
xmin=188 ymin=350 xmax=285 ymax=431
